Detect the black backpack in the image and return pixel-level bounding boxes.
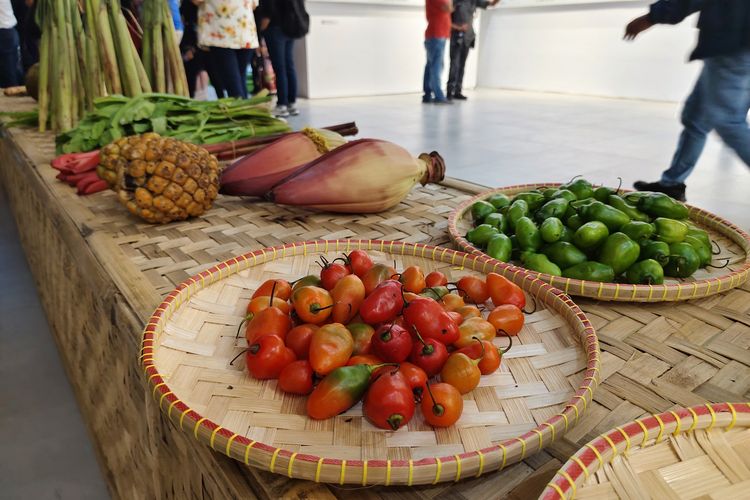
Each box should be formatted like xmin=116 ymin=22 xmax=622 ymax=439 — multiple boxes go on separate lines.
xmin=280 ymin=0 xmax=310 ymax=39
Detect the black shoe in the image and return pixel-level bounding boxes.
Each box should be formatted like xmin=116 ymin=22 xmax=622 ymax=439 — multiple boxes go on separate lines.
xmin=632 ymin=180 xmax=686 ymax=201
xmin=453 ymin=93 xmax=468 ymax=100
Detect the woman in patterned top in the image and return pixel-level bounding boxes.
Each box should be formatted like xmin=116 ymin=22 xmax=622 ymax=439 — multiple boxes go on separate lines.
xmin=194 ymin=0 xmax=259 ymax=98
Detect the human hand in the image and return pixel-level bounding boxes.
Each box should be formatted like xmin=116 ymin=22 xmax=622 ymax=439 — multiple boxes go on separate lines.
xmin=624 ymin=14 xmax=653 ymax=41
xmin=461 ymin=23 xmax=470 ymax=32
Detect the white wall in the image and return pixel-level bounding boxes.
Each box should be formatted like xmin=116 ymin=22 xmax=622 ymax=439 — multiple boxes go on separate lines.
xmin=477 ymin=2 xmax=702 ymax=102
xmin=298 ymin=1 xmax=479 ymax=98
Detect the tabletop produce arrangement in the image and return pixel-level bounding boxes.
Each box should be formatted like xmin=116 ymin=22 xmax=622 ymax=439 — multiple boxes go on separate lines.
xmin=234 ymin=249 xmax=519 ymax=430
xmin=465 ymin=177 xmax=718 ymax=285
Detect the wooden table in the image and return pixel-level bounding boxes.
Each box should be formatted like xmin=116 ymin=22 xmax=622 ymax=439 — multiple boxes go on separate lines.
xmin=3 ymin=96 xmax=750 ymax=499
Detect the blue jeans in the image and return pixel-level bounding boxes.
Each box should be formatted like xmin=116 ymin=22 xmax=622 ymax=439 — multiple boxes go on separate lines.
xmin=662 ymin=49 xmax=750 ymax=185
xmin=264 ymin=26 xmax=297 ymax=106
xmin=423 ymin=38 xmax=447 ymax=102
xmin=0 ymin=27 xmax=23 ymax=88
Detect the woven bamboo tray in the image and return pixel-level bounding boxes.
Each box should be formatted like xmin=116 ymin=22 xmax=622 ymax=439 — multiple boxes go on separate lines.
xmin=449 ymin=183 xmax=750 ymax=302
xmin=541 ymin=402 xmax=750 ymax=499
xmin=141 ymin=239 xmax=600 ymax=486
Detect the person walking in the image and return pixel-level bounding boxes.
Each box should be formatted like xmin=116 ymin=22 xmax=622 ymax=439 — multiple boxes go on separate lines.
xmin=0 ymin=0 xmax=23 ymax=88
xmin=256 ymin=0 xmax=308 ymax=118
xmin=423 ymin=0 xmax=452 ymax=104
xmin=195 ymin=0 xmax=259 ymax=99
xmin=626 ymin=0 xmax=750 ymax=201
xmin=446 ymin=0 xmax=498 ymax=101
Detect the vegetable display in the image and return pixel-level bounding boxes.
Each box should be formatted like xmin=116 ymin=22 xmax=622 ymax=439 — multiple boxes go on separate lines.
xmin=140 ymin=0 xmax=189 ymax=96
xmin=466 ymin=178 xmax=717 ymax=284
xmin=232 ymin=250 xmax=518 ymax=431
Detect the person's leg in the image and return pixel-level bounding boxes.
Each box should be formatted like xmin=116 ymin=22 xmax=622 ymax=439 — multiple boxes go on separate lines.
xmin=658 ymin=66 xmax=712 ymax=185
xmin=235 ymin=48 xmax=251 ymax=99
xmin=210 ymin=47 xmax=247 ymax=97
xmin=429 ymin=38 xmax=447 ymax=102
xmin=454 ymin=42 xmax=471 ymax=98
xmin=284 ymin=36 xmax=298 ymax=112
xmin=423 ymin=40 xmax=433 ymax=102
xmin=207 ymin=47 xmax=231 ymax=98
xmin=707 ymin=49 xmax=750 ymax=167
xmin=0 ymin=27 xmax=23 ymax=88
xmin=447 ymin=32 xmax=461 ymax=98
xmin=265 ymin=26 xmax=288 ymax=107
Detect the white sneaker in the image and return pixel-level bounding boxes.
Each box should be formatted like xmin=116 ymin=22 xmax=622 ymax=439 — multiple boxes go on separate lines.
xmin=288 ymin=103 xmax=300 ymax=116
xmin=272 ymin=105 xmax=289 ymax=118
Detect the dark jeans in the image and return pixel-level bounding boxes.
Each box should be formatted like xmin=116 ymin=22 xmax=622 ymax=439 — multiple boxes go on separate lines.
xmin=208 ymin=47 xmax=251 ymax=98
xmin=0 ymin=27 xmax=23 ymax=88
xmin=264 ymin=25 xmax=297 ymax=106
xmin=447 ymin=31 xmax=471 ymax=96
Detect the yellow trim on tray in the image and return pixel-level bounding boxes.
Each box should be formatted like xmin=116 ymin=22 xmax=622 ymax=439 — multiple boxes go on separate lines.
xmin=287 ymin=452 xmax=297 ymax=478
xmin=654 ymin=414 xmax=666 ymax=444
xmin=499 ymin=444 xmax=508 ymax=470
xmin=476 ymin=450 xmax=485 ymax=477
xmin=315 ymin=457 xmax=324 ymax=483
xmin=193 ymin=417 xmax=208 ymax=439
xmin=586 ymin=443 xmax=604 ymax=467
xmin=602 ymin=434 xmax=618 ymax=458
xmin=616 ymin=426 xmax=632 ymax=454
xmin=339 ymin=460 xmax=346 ymax=485
xmin=560 ymin=470 xmax=577 ymax=498
xmin=727 ymin=403 xmax=738 ymax=431
xmin=547 ymin=482 xmax=566 ymax=499
xmin=407 ymin=459 xmax=414 ymax=486
xmin=269 ymin=448 xmax=281 ymax=473
xmin=385 ymin=459 xmax=392 ymax=486
xmin=361 ymin=460 xmax=368 ymax=486
xmin=209 ymin=426 xmax=223 ymax=449
xmin=225 ymin=433 xmax=239 ymax=457
xmin=542 ymin=422 xmax=556 ymax=443
xmin=688 ymin=407 xmax=700 ymax=432
xmin=571 ymin=455 xmax=589 ymax=480
xmin=454 ymin=455 xmax=462 ymax=482
xmin=433 ymin=457 xmax=442 ymax=484
xmin=517 ymin=437 xmax=528 ymax=460
xmin=244 ymin=441 xmax=256 ymax=466
xmin=636 ymin=419 xmax=650 ymax=445
xmin=706 ymin=404 xmax=717 ymax=431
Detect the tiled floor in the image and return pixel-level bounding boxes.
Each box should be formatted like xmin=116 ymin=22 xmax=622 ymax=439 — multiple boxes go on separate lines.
xmin=1 ymin=89 xmax=748 ymax=499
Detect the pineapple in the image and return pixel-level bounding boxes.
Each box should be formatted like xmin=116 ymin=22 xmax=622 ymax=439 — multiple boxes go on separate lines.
xmin=99 ymin=133 xmax=220 ymax=223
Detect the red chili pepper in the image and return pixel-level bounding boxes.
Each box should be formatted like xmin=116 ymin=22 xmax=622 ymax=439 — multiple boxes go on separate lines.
xmin=319 ymin=257 xmax=351 ymax=291
xmin=344 ymin=249 xmax=374 ymax=278
xmin=307 ymin=363 xmax=394 ymax=420
xmin=408 ymin=326 xmax=449 ymax=377
xmin=403 ymin=297 xmax=459 ymax=345
xmin=371 ymin=322 xmax=413 ymax=363
xmin=246 ymin=335 xmax=296 ymax=380
xmin=363 ymin=368 xmax=415 ymax=430
xmin=359 ymin=279 xmax=404 ymax=325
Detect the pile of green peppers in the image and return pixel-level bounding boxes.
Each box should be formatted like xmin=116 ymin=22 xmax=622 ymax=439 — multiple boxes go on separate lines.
xmin=466 ymin=178 xmax=711 ymax=284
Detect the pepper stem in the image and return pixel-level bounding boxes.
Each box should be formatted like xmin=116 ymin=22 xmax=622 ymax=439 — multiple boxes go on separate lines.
xmin=424 ymin=381 xmax=445 ymax=417
xmin=386 ymin=414 xmax=405 ymax=431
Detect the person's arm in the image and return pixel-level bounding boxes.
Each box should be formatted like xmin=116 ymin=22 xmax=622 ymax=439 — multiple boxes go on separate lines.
xmin=441 ymin=0 xmax=453 ymax=13
xmin=624 ymin=0 xmax=702 ymax=40
xmin=476 ymin=0 xmax=500 ymax=9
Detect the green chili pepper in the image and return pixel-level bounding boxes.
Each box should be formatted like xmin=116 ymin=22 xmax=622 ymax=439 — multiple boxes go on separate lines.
xmin=663 ymin=242 xmax=700 ymax=278
xmin=521 ymin=252 xmax=562 ymax=276
xmin=620 ymin=221 xmax=656 ymax=245
xmin=684 ymin=235 xmax=711 ymax=267
xmin=541 ymin=188 xmax=558 ymax=199
xmin=560 ymin=178 xmax=594 ymax=200
xmin=515 ymin=216 xmax=542 ymax=252
xmin=598 ymin=232 xmax=641 ymax=275
xmin=593 ymin=185 xmax=616 ymax=203
xmin=466 ymin=224 xmax=499 ymax=247
xmin=543 ymin=242 xmax=588 ymax=269
xmin=507 ymin=199 xmax=529 ymax=232
xmin=687 ymin=228 xmax=711 ymax=251
xmin=512 ymin=192 xmax=546 ymax=212
xmin=486 ymin=233 xmax=513 ymax=262
xmin=573 ymin=221 xmax=610 ymax=250
xmin=625 ymin=259 xmax=665 ymax=285
xmin=540 ymin=217 xmax=565 ymax=243
xmin=558 ymin=225 xmax=575 ymax=243
xmin=536 ymin=198 xmax=570 ymax=222
xmin=579 ymin=200 xmax=630 ymax=232
xmin=625 ymin=192 xmax=689 ymax=219
xmin=293 ymin=274 xmax=323 ymax=291
xmin=567 ymin=214 xmax=585 ymax=231
xmin=640 ymin=240 xmax=670 ymax=266
xmin=551 ymin=189 xmax=578 ymax=203
xmin=483 ymin=212 xmax=508 ymax=233
xmin=486 ymin=193 xmax=511 ymax=210
xmin=608 ymin=194 xmax=651 ymax=222
xmin=653 ymin=217 xmax=688 ymax=244
xmin=562 ymin=261 xmax=616 ymax=282
xmin=471 ymin=200 xmax=496 ymax=223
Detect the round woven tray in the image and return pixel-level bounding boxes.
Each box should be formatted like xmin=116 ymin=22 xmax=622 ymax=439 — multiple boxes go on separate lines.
xmin=448 ymin=183 xmax=750 ymax=302
xmin=141 ymin=240 xmax=600 ymax=485
xmin=541 ymin=402 xmax=750 ymax=499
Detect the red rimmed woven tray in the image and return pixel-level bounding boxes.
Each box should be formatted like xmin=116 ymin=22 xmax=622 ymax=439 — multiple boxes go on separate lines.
xmin=541 ymin=402 xmax=750 ymax=499
xmin=141 ymin=239 xmax=600 ymax=485
xmin=448 ymin=183 xmax=750 ymax=302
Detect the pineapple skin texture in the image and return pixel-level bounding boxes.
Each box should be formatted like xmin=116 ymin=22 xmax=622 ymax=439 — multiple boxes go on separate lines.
xmin=99 ymin=133 xmax=220 ymax=224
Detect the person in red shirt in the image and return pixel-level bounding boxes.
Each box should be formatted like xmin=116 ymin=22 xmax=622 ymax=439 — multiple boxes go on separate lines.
xmin=423 ymin=0 xmax=453 ymax=104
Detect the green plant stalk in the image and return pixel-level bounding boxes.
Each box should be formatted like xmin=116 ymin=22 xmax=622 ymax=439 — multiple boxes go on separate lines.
xmin=108 ymin=0 xmax=141 ymax=96
xmin=97 ymin=2 xmax=122 ymax=95
xmin=140 ymin=0 xmax=153 ymax=85
xmin=67 ymin=0 xmax=85 ymax=120
xmin=37 ymin=22 xmax=51 ymax=131
xmin=152 ymin=22 xmax=165 ymax=92
xmin=53 ymin=1 xmax=73 ymax=132
xmin=84 ymin=0 xmax=105 ymax=99
xmin=160 ymin=0 xmax=188 ymax=96
xmin=132 ymin=32 xmax=153 ymax=93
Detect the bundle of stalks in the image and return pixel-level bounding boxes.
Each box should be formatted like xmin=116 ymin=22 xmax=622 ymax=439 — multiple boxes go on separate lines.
xmin=140 ymin=0 xmax=189 ymax=96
